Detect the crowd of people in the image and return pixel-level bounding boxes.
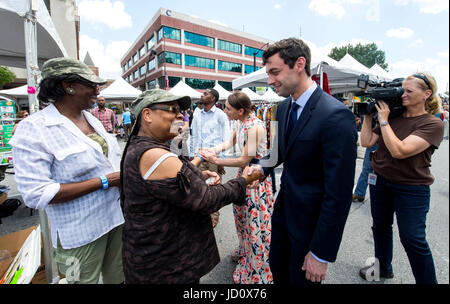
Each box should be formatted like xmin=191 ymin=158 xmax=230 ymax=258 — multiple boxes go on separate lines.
xmin=8 ymin=37 xmax=445 ymax=285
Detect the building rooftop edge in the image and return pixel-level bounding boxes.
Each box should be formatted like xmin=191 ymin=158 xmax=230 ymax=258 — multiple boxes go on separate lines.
xmin=120 ymin=7 xmax=273 ymax=63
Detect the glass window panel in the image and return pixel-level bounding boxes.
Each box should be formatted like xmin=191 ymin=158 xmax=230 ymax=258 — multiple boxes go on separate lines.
xmin=185 ymin=78 xmax=215 ymax=90
xmin=147 ymin=79 xmax=156 ymax=89
xmin=146 ymin=35 xmax=155 ymax=50
xmin=218 ymin=60 xmax=242 ymax=73
xmin=218 ymin=81 xmax=232 ymax=91
xmin=148 ymin=58 xmax=156 ymax=71
xmin=245 ymin=46 xmax=263 ymax=58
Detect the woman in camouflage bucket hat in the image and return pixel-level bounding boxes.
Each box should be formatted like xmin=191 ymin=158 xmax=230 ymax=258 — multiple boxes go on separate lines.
xmin=120 ymin=89 xmax=264 ymax=283
xmin=9 ymin=57 xmax=125 ymax=284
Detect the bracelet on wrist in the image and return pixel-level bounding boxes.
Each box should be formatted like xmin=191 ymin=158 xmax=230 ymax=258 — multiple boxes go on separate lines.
xmin=99 ymin=175 xmax=109 ymax=190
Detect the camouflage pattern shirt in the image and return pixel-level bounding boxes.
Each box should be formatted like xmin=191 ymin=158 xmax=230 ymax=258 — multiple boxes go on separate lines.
xmin=121 ymin=135 xmax=247 ymax=284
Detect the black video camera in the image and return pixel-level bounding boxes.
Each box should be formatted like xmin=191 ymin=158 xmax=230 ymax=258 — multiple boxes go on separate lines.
xmin=353 ymin=74 xmax=406 ymax=119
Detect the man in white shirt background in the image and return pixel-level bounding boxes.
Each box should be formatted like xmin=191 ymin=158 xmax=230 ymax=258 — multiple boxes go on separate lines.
xmin=190 ymin=88 xmax=231 ymax=228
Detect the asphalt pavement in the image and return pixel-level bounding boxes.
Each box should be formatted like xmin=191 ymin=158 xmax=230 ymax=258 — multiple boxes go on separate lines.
xmin=1 ymin=136 xmax=448 ymax=284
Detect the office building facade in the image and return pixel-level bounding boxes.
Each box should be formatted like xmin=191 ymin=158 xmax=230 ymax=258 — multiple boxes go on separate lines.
xmin=121 ymin=8 xmax=272 ymax=92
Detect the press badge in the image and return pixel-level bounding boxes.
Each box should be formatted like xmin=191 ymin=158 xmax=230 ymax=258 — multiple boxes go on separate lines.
xmin=368 ymin=173 xmax=377 ymax=185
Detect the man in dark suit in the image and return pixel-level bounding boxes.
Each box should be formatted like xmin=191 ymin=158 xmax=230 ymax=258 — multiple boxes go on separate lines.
xmin=252 ymin=38 xmax=357 ymax=284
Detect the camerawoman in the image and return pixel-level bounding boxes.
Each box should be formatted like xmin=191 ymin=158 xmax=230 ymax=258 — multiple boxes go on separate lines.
xmin=358 ymin=72 xmax=444 ymax=284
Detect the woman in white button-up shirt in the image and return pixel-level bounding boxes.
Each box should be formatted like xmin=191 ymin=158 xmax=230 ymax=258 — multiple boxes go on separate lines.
xmin=9 ymin=58 xmax=125 ymax=284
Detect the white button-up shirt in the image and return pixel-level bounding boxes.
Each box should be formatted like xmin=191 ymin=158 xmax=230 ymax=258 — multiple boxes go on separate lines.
xmin=9 ymin=103 xmax=124 ymax=249
xmin=190 ymin=105 xmax=231 ymax=157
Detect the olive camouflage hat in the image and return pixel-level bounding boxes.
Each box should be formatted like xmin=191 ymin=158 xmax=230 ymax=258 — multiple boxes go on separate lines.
xmin=131 ymin=89 xmax=191 ymax=116
xmin=40 ymin=57 xmax=107 ymax=85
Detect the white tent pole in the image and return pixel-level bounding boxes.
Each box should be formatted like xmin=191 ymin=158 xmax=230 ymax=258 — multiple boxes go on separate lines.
xmin=25 ymin=0 xmax=59 ymax=284
xmin=24 ymin=0 xmax=39 ymax=114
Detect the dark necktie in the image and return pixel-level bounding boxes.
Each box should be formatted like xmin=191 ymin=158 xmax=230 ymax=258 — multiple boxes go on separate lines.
xmin=286 ymin=102 xmax=300 ymax=139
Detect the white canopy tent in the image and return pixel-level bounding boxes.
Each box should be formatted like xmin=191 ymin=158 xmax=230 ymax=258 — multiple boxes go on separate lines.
xmin=0 ymin=84 xmax=28 ymax=98
xmin=241 ymin=88 xmax=264 ymax=101
xmin=369 ymin=63 xmax=394 ymax=82
xmin=99 ymin=77 xmax=141 ymax=102
xmin=261 ymin=87 xmax=284 ymax=102
xmin=169 ymin=80 xmax=201 ymax=100
xmin=213 ymin=83 xmax=231 ymax=101
xmin=233 ymin=55 xmax=372 ymax=95
xmin=0 ymin=0 xmax=68 ymax=114
xmin=0 ymin=84 xmax=29 ymax=110
xmin=0 ymin=0 xmax=67 ymax=68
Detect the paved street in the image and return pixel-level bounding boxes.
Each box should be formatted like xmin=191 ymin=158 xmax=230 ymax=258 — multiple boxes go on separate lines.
xmin=1 ymin=136 xmax=448 ymax=284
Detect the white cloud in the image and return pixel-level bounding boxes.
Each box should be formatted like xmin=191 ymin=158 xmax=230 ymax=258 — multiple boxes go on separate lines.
xmin=308 ymin=0 xmax=346 ymax=19
xmin=308 ymin=0 xmax=378 ymax=19
xmin=79 ymin=34 xmax=131 ymax=79
xmin=408 ymin=39 xmax=424 ymax=48
xmin=390 ymin=58 xmax=449 ymax=93
xmin=394 ymin=0 xmax=449 ymax=14
xmin=274 ymin=3 xmax=282 ymax=9
xmin=78 ymin=0 xmax=132 ymax=30
xmin=207 ymin=19 xmax=228 ymax=27
xmin=438 ymin=50 xmax=449 ymax=58
xmin=386 ymin=27 xmax=414 ymax=39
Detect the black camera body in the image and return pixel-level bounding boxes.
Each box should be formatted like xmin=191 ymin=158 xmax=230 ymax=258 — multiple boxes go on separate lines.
xmin=353 ymin=75 xmax=406 ymax=119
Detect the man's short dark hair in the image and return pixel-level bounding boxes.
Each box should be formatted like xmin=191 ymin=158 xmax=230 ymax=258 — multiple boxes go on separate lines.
xmin=207 ymin=88 xmax=219 ymax=103
xmin=262 ymin=38 xmax=311 ymax=76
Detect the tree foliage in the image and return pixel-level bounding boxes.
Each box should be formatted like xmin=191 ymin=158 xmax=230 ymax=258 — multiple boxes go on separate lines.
xmin=328 ymin=43 xmax=389 ymax=71
xmin=0 ymin=66 xmax=16 ymax=87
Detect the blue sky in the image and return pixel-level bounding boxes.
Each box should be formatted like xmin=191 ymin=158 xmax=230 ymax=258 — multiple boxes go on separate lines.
xmin=77 ymin=0 xmax=449 ymax=93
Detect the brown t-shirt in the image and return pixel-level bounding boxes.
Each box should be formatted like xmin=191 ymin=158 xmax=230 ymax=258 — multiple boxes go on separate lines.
xmin=372 ymin=113 xmax=444 ymax=185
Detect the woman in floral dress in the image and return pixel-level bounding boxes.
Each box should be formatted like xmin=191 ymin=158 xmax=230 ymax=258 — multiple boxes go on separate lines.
xmin=200 ymin=91 xmax=274 ymax=284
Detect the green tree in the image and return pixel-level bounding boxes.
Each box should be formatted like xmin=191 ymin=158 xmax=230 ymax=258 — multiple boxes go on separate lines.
xmin=328 ymin=43 xmax=389 ymax=71
xmin=0 ymin=66 xmax=16 ymax=87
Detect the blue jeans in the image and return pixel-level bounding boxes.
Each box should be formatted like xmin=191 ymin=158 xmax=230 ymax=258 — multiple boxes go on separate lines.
xmin=354 ymin=145 xmax=378 ymax=198
xmin=369 ymin=174 xmax=437 ymax=284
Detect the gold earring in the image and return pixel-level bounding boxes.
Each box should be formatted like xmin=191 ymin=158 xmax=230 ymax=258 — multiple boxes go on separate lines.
xmin=67 ymin=88 xmax=76 ymax=95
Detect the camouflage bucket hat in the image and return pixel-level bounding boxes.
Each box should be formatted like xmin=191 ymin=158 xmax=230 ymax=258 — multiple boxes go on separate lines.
xmin=40 ymin=57 xmax=107 ymax=85
xmin=131 ymin=89 xmax=191 ymax=116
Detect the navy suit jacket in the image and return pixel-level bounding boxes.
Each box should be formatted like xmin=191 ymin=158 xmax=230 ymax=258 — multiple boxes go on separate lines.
xmin=264 ymin=86 xmax=357 ymax=262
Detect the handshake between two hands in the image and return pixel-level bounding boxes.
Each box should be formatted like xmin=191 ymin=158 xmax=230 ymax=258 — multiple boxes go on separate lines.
xmin=199 ymin=147 xmax=265 ymax=187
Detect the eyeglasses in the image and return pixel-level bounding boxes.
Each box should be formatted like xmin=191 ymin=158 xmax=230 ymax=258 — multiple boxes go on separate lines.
xmin=77 ymin=79 xmax=100 ymax=90
xmin=413 ymin=73 xmax=432 ymax=90
xmin=149 ymin=105 xmax=181 ymax=115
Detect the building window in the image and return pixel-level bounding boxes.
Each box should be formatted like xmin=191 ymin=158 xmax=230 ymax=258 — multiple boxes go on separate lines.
xmin=146 ymin=35 xmax=155 ymax=51
xmin=185 ymin=55 xmax=215 ymax=69
xmin=158 ymin=26 xmax=181 ymax=41
xmin=148 ymin=58 xmax=156 ymax=71
xmin=218 ymin=81 xmax=232 ymax=91
xmin=133 ymin=53 xmax=138 ymax=63
xmin=133 ymin=70 xmax=139 ymax=80
xmin=158 ymin=51 xmax=182 ymax=65
xmin=218 ymin=60 xmax=242 ymax=73
xmin=147 ymin=79 xmax=157 ymax=89
xmin=168 ymin=76 xmax=181 ymax=88
xmin=245 ymin=46 xmax=263 ymax=58
xmin=123 ymin=64 xmax=126 ymax=73
xmin=185 ymin=78 xmax=215 ymax=90
xmin=139 ymin=65 xmax=146 ymax=76
xmin=139 ymin=45 xmax=146 ymax=58
xmin=217 ymin=39 xmax=242 ymax=54
xmin=184 ymin=31 xmax=214 ymax=48
xmin=244 ymin=65 xmax=261 ymax=74
xmin=128 ymin=58 xmax=132 ymax=68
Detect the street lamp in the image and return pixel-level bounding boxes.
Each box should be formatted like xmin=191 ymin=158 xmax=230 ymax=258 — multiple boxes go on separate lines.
xmin=253 ymin=42 xmax=269 ymax=73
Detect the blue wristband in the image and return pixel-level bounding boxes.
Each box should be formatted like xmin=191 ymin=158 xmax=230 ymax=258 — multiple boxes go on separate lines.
xmin=99 ymin=175 xmax=109 ymax=190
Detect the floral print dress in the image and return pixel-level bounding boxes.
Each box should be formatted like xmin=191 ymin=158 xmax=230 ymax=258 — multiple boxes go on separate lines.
xmin=232 ymin=113 xmax=274 ymax=284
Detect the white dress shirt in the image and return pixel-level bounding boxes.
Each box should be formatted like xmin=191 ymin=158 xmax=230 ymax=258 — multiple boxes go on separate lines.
xmin=190 ymin=105 xmax=231 ymax=157
xmin=9 ymin=103 xmax=124 ymax=249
